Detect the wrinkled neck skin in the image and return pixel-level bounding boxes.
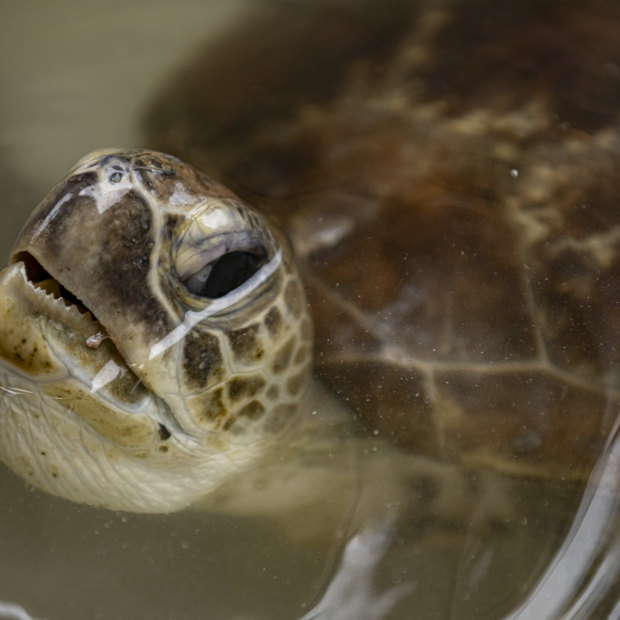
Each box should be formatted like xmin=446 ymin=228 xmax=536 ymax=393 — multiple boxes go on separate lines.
xmin=0 ymin=362 xmax=513 ymax=545
xmin=0 ymin=355 xmax=406 ymax=542
xmin=0 ymin=369 xmax=384 ymax=537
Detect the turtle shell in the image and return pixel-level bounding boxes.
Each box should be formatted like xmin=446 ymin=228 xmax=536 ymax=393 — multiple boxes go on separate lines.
xmin=146 ymin=0 xmax=620 ymax=482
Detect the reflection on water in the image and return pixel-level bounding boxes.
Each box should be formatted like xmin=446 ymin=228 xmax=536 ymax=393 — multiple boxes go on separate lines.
xmin=505 ymin=417 xmax=620 ymax=620
xmin=1 ymin=1 xmax=620 ymax=619
xmin=1 ymin=452 xmax=615 ymax=619
xmin=1 ymin=458 xmax=617 ymax=618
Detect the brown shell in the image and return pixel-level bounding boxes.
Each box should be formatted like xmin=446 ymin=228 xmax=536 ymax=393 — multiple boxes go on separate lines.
xmin=146 ymin=0 xmax=620 ymax=481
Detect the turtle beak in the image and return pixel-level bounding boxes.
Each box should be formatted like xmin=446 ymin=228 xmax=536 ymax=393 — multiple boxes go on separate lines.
xmin=0 ymin=256 xmax=137 ymax=395
xmin=12 ymin=250 xmax=99 ymax=322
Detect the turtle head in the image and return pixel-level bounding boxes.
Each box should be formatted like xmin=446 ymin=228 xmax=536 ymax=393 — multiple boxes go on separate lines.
xmin=0 ymin=149 xmax=312 ymax=512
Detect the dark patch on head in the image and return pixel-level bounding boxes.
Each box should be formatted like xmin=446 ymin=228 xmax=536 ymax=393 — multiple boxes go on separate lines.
xmin=183 ymin=328 xmax=223 ymax=389
xmin=271 ymin=335 xmax=297 ymax=375
xmin=94 ymin=191 xmax=169 ymax=330
xmin=196 ymin=387 xmax=227 ymax=423
xmin=237 ymin=400 xmax=266 ymax=420
xmin=264 ymin=306 xmax=283 ymax=339
xmin=228 ymin=324 xmax=264 ymax=365
xmin=227 ymin=375 xmax=266 ymax=403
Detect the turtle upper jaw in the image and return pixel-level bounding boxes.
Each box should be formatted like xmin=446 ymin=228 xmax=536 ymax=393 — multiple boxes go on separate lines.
xmin=12 ymin=251 xmax=103 ymax=334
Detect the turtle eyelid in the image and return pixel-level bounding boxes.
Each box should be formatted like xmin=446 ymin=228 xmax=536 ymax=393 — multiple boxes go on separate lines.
xmin=185 ymin=249 xmax=268 ymax=299
xmin=174 ymin=230 xmax=269 ymax=281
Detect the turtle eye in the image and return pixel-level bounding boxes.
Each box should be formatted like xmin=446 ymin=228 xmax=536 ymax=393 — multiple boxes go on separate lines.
xmin=173 ymin=199 xmax=279 ymax=303
xmin=185 ymin=248 xmax=268 ymax=298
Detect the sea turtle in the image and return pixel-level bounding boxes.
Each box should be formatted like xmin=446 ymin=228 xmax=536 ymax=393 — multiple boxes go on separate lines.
xmin=1 ymin=0 xmax=619 ymax=533
xmin=146 ymin=0 xmax=620 ymax=489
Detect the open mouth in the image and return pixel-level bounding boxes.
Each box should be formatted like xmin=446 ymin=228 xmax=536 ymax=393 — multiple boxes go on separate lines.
xmin=4 ymin=252 xmax=151 ymax=402
xmin=11 ymin=251 xmax=120 ymax=356
xmin=14 ymin=251 xmax=96 ymax=319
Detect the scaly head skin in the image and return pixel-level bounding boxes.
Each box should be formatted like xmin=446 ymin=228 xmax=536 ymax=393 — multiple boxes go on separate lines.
xmin=0 ymin=149 xmax=312 ymax=512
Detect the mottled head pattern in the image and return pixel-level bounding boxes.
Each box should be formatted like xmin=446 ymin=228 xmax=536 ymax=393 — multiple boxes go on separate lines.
xmin=0 ymin=149 xmax=312 ymax=511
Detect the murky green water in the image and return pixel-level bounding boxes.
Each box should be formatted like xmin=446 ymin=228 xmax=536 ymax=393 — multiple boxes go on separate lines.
xmin=1 ymin=2 xmax=619 ymax=619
